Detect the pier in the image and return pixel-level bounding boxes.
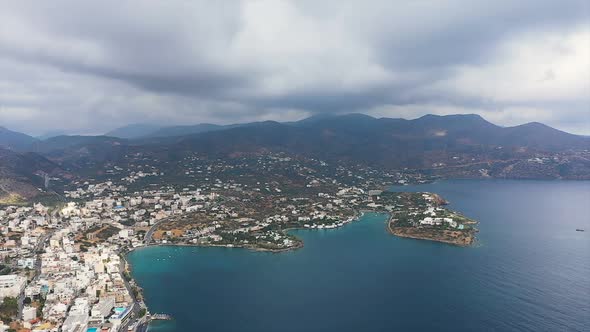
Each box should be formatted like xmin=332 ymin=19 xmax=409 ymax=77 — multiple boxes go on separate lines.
xmin=151 ymin=313 xmax=173 ymax=321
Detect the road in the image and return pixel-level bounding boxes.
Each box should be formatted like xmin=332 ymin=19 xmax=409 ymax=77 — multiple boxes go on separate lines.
xmin=18 ymin=207 xmax=59 ymax=319
xmin=118 ymin=252 xmax=150 ymax=332
xmin=143 ymin=216 xmax=173 ymax=244
xmin=33 ymin=231 xmax=54 ymax=276
xmin=32 ymin=206 xmax=61 ymax=279
xmin=136 ymin=325 xmax=147 ymax=332
xmin=144 ymin=201 xmax=220 ymax=244
xmin=18 ymin=230 xmax=54 ymax=318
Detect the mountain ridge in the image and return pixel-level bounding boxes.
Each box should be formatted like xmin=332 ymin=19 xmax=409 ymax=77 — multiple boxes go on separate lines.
xmin=105 ymin=124 xmax=162 ymax=139
xmin=0 ymin=126 xmax=39 ymax=151
xmin=1 ymin=113 xmax=590 ymax=200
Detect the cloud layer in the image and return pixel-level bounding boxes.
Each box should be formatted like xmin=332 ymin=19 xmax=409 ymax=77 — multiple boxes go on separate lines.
xmin=0 ymin=0 xmax=588 ymax=135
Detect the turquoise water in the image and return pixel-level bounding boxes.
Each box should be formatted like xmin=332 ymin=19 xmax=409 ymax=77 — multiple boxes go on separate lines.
xmin=87 ymin=328 xmax=98 ymax=332
xmin=128 ymin=180 xmax=590 ymax=331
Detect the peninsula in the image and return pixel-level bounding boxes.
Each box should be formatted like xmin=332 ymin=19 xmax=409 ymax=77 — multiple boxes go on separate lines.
xmin=379 ymin=192 xmax=478 ymax=246
xmin=145 ymin=180 xmax=478 ymax=250
xmin=0 ymin=153 xmax=478 ymax=332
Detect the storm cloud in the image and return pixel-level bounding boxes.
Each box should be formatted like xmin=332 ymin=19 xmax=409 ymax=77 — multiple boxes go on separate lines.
xmin=0 ymin=0 xmax=588 ymax=135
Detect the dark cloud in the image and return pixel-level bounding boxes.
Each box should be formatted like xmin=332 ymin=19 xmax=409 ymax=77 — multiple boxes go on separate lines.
xmin=373 ymin=0 xmax=589 ymax=68
xmin=0 ymin=0 xmax=588 ymax=135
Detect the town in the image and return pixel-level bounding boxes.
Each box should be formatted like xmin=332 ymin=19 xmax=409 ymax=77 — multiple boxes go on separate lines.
xmin=0 ymin=153 xmax=475 ymax=331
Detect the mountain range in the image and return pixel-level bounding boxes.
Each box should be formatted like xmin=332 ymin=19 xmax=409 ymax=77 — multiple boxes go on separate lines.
xmin=168 ymin=114 xmax=590 ymax=168
xmin=4 ymin=114 xmax=590 ymax=152
xmin=1 ymin=113 xmax=589 ymax=200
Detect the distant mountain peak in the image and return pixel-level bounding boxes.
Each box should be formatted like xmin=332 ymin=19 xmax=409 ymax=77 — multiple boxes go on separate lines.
xmin=518 ymin=121 xmax=550 ymax=128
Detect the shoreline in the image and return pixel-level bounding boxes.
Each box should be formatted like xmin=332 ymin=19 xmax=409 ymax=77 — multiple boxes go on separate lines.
xmin=126 ymin=209 xmax=375 ymax=256
xmin=386 ymin=214 xmax=478 ymax=247
xmin=123 ymin=211 xmax=376 ymax=329
xmin=126 ymin=205 xmax=477 ymax=327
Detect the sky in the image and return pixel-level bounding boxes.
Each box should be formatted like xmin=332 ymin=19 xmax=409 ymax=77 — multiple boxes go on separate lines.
xmin=0 ymin=0 xmax=589 ymax=136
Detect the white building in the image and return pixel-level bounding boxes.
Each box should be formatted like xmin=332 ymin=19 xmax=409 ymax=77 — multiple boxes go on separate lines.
xmin=0 ymin=275 xmax=26 ymax=300
xmin=61 ymin=297 xmax=90 ymax=332
xmin=91 ymin=296 xmax=115 ymax=319
xmin=22 ymin=306 xmax=37 ymax=322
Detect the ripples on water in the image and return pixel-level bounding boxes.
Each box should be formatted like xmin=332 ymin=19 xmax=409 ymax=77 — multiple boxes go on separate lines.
xmin=130 ymin=180 xmax=590 ymax=332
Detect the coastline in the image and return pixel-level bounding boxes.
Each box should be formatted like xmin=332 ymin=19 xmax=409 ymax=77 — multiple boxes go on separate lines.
xmin=386 ymin=214 xmax=478 ymax=246
xmin=126 ymin=204 xmax=477 ymax=328
xmin=127 ymin=209 xmax=373 ymax=256
xmin=123 ymin=211 xmax=372 ymax=328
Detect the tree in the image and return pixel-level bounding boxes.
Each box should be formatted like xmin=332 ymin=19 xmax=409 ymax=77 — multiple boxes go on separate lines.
xmin=36 ymin=296 xmax=46 ymax=320
xmin=0 ymin=297 xmax=18 ymax=320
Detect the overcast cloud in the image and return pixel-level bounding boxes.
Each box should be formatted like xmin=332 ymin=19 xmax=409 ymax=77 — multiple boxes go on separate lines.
xmin=0 ymin=0 xmax=589 ymax=135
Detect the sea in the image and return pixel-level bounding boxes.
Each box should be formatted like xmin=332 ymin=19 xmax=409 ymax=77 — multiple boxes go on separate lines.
xmin=127 ymin=180 xmax=590 ymax=332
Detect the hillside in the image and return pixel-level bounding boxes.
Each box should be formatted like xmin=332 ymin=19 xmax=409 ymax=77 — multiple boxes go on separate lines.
xmin=105 ymin=124 xmax=162 ymax=139
xmin=146 ymin=123 xmax=226 ymax=138
xmin=170 ymin=114 xmax=590 ymax=167
xmin=107 ymin=120 xmax=279 ymax=139
xmin=0 ymin=147 xmax=66 ymax=202
xmin=3 ymin=114 xmax=590 ymax=186
xmin=0 ymin=126 xmax=38 ymax=151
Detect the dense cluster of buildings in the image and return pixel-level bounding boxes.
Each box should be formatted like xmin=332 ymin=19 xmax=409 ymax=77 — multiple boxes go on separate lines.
xmin=0 ymin=198 xmax=138 ymax=331
xmin=0 ymin=153 xmax=433 ymax=331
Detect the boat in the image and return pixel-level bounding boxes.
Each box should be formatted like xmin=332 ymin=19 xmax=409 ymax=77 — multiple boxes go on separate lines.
xmin=575 ymin=229 xmax=585 ymax=232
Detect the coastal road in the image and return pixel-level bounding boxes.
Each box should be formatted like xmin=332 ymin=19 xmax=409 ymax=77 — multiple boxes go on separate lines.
xmin=144 ymin=216 xmax=173 ymax=244
xmin=144 ymin=201 xmax=220 ymax=244
xmin=136 ymin=319 xmax=149 ymax=332
xmin=118 ymin=251 xmax=151 ymax=332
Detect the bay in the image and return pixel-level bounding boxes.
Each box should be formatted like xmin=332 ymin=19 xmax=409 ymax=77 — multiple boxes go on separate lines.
xmin=128 ymin=180 xmax=590 ymax=331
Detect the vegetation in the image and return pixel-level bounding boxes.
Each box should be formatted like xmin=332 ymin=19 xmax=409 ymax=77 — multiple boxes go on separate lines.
xmin=95 ymin=225 xmax=121 ymax=240
xmin=0 ymin=264 xmax=12 ymax=275
xmin=36 ymin=296 xmax=46 ymax=319
xmin=0 ymin=193 xmax=27 ymax=206
xmin=0 ymin=297 xmax=18 ymax=322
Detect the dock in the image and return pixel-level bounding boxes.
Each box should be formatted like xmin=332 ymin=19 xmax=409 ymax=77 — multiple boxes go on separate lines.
xmin=151 ymin=313 xmax=173 ymax=321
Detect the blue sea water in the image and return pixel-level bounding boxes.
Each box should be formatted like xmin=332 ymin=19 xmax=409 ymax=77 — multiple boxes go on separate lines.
xmin=128 ymin=180 xmax=590 ymax=331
